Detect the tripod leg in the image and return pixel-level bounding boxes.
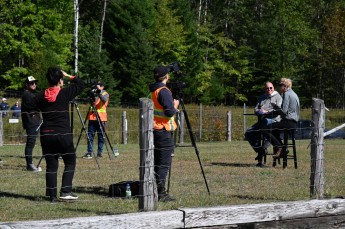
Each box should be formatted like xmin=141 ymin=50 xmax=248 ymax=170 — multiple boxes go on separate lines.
xmin=167 ymin=111 xmax=180 ymax=194
xmin=180 ymin=99 xmax=211 ymax=195
xmin=74 ymin=103 xmax=100 ymax=169
xmin=91 ymin=103 xmax=115 ymax=160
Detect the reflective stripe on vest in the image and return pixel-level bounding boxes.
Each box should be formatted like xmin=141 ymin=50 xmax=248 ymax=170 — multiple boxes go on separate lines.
xmin=152 ymin=87 xmax=177 ymax=131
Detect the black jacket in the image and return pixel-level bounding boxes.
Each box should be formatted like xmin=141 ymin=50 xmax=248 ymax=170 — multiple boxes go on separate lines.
xmin=21 ymin=90 xmax=42 ymax=129
xmin=35 ymin=77 xmax=85 ymax=134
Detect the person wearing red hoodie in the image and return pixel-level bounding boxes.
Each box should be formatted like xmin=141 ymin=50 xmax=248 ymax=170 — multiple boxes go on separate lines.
xmin=35 ymin=67 xmax=84 ymax=203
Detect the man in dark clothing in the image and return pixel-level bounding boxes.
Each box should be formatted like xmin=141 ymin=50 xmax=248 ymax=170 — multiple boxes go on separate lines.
xmin=21 ymin=76 xmax=42 ymax=172
xmin=149 ymin=65 xmax=179 ymax=202
xmin=35 ymin=67 xmax=84 ymax=203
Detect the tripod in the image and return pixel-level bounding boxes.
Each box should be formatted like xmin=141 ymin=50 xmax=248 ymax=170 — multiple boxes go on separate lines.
xmin=74 ymin=98 xmax=115 ymax=168
xmin=167 ymin=96 xmax=211 ymax=195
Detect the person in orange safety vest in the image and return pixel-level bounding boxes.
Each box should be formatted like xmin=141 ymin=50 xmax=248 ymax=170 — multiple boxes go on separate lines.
xmin=149 ymin=65 xmax=179 ymax=202
xmin=83 ymin=81 xmax=109 ymax=159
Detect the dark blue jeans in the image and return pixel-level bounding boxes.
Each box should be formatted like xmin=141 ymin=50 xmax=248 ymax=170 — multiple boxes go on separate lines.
xmin=87 ymin=120 xmax=106 ymax=154
xmin=245 ymin=118 xmax=273 ymax=153
xmin=153 ymin=130 xmax=174 ymax=193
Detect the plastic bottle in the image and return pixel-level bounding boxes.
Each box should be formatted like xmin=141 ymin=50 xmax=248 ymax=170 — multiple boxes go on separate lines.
xmin=125 ymin=183 xmax=132 ymax=199
xmin=113 ymin=144 xmax=119 ymax=158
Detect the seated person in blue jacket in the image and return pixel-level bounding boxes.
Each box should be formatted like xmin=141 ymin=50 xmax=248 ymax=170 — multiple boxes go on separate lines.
xmin=11 ymin=101 xmax=21 ymax=119
xmin=245 ymin=81 xmax=282 ymax=167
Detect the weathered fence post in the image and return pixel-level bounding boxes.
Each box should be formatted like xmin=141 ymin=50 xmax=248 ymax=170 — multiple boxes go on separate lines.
xmin=226 ymin=111 xmax=231 ymax=142
xmin=139 ymin=98 xmax=157 ymax=211
xmin=199 ymin=103 xmax=202 ymax=141
xmin=179 ymin=111 xmax=185 ymax=144
xmin=0 ymin=113 xmax=3 ymax=146
xmin=243 ymin=103 xmax=247 ymax=136
xmin=122 ymin=111 xmax=127 ymax=144
xmin=310 ymin=98 xmax=325 ymax=199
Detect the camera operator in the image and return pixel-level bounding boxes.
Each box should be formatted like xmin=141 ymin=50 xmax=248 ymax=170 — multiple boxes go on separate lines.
xmin=83 ymin=82 xmax=109 ymax=159
xmin=35 ymin=67 xmax=84 ymax=203
xmin=21 ymin=76 xmax=42 ymax=172
xmin=149 ymin=65 xmax=179 ymax=202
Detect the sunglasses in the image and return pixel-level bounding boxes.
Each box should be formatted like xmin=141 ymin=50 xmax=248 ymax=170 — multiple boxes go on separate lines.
xmin=28 ymin=82 xmax=37 ymax=85
xmin=278 ymin=84 xmax=285 ymax=87
xmin=265 ymin=87 xmax=273 ymax=90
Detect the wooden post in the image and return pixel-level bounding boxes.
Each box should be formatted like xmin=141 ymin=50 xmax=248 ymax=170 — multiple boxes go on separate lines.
xmin=139 ymin=98 xmax=157 ymax=211
xmin=243 ymin=103 xmax=247 ymax=136
xmin=122 ymin=111 xmax=127 ymax=144
xmin=226 ymin=111 xmax=231 ymax=142
xmin=310 ymin=98 xmax=325 ymax=199
xmin=0 ymin=113 xmax=3 ymax=146
xmin=199 ymin=103 xmax=202 ymax=141
xmin=179 ymin=111 xmax=185 ymax=144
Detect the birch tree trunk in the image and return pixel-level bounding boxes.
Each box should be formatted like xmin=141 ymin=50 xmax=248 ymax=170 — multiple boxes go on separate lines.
xmin=99 ymin=0 xmax=107 ymax=53
xmin=74 ymin=0 xmax=79 ymax=74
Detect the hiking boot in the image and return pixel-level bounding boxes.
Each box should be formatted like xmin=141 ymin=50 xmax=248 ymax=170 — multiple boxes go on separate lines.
xmin=97 ymin=153 xmax=102 ymax=158
xmin=158 ymin=193 xmax=176 ymax=202
xmin=59 ymin=192 xmax=78 ymax=200
xmin=256 ymin=162 xmax=265 ymax=168
xmin=27 ymin=163 xmax=42 ymax=172
xmin=82 ymin=153 xmax=92 ymax=159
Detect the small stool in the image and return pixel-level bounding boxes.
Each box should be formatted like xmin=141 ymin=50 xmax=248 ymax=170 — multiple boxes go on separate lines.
xmin=282 ymin=129 xmax=298 ymax=169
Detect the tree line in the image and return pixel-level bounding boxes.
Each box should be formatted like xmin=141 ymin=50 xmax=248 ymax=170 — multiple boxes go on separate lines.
xmin=1 ymin=0 xmax=345 ymax=107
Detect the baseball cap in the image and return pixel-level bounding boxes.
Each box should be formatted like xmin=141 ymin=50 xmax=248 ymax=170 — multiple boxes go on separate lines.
xmin=26 ymin=76 xmax=38 ymax=83
xmin=95 ymin=81 xmax=105 ymax=87
xmin=154 ymin=65 xmax=169 ymax=81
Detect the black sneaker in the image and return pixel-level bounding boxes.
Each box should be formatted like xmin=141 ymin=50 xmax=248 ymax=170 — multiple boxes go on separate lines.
xmin=158 ymin=194 xmax=176 ymax=202
xmin=256 ymin=162 xmax=265 ymax=168
xmin=50 ymin=197 xmax=58 ymax=204
xmin=26 ymin=163 xmax=42 ymax=172
xmin=97 ymin=153 xmax=102 ymax=158
xmin=82 ymin=153 xmax=92 ymax=159
xmin=59 ymin=192 xmax=78 ymax=200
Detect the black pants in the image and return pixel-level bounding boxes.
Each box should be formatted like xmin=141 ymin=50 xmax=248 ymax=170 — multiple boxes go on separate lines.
xmin=24 ymin=126 xmax=39 ymax=165
xmin=153 ymin=130 xmax=174 ymax=193
xmin=41 ymin=134 xmax=76 ymax=198
xmin=261 ymin=119 xmax=297 ymax=148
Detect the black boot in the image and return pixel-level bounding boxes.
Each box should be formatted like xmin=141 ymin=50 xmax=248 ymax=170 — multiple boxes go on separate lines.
xmin=157 ymin=183 xmax=176 ymax=202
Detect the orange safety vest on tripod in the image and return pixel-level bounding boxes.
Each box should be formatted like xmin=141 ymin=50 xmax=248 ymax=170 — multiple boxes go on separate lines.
xmin=151 ymin=87 xmax=177 ymax=131
xmin=87 ymin=91 xmax=109 ymax=122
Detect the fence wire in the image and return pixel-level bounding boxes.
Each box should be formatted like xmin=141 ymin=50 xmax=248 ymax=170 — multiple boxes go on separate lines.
xmin=0 ymin=106 xmax=345 ymax=222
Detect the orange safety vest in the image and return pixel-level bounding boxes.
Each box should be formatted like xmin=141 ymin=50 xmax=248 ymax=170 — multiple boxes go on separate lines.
xmin=151 ymin=87 xmax=177 ymax=131
xmin=87 ymin=91 xmax=109 ymax=122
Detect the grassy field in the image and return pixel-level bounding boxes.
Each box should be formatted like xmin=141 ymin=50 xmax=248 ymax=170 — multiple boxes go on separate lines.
xmin=1 ymin=138 xmax=345 ymax=222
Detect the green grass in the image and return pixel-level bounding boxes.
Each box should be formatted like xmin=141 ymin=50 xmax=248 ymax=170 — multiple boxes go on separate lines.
xmin=1 ymin=139 xmax=345 ymax=222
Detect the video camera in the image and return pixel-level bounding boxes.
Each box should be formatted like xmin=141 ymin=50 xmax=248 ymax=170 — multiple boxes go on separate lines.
xmin=89 ymin=86 xmax=101 ymax=101
xmin=166 ymin=62 xmax=186 ymax=98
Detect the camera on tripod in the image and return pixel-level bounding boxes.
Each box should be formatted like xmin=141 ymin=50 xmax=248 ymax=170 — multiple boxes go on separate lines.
xmin=166 ymin=62 xmax=186 ymax=98
xmin=89 ymin=87 xmax=101 ymax=101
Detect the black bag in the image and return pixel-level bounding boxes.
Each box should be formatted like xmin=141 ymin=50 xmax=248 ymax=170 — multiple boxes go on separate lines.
xmin=108 ymin=180 xmax=140 ymax=198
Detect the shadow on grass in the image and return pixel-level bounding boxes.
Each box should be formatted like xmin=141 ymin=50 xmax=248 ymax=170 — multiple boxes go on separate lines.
xmin=211 ymin=162 xmax=256 ymax=167
xmin=0 ymin=191 xmax=42 ymax=201
xmin=75 ymin=186 xmax=108 ymax=197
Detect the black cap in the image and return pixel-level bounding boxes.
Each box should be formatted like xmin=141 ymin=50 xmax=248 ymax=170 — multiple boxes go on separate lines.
xmin=95 ymin=81 xmax=105 ymax=87
xmin=154 ymin=65 xmax=169 ymax=81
